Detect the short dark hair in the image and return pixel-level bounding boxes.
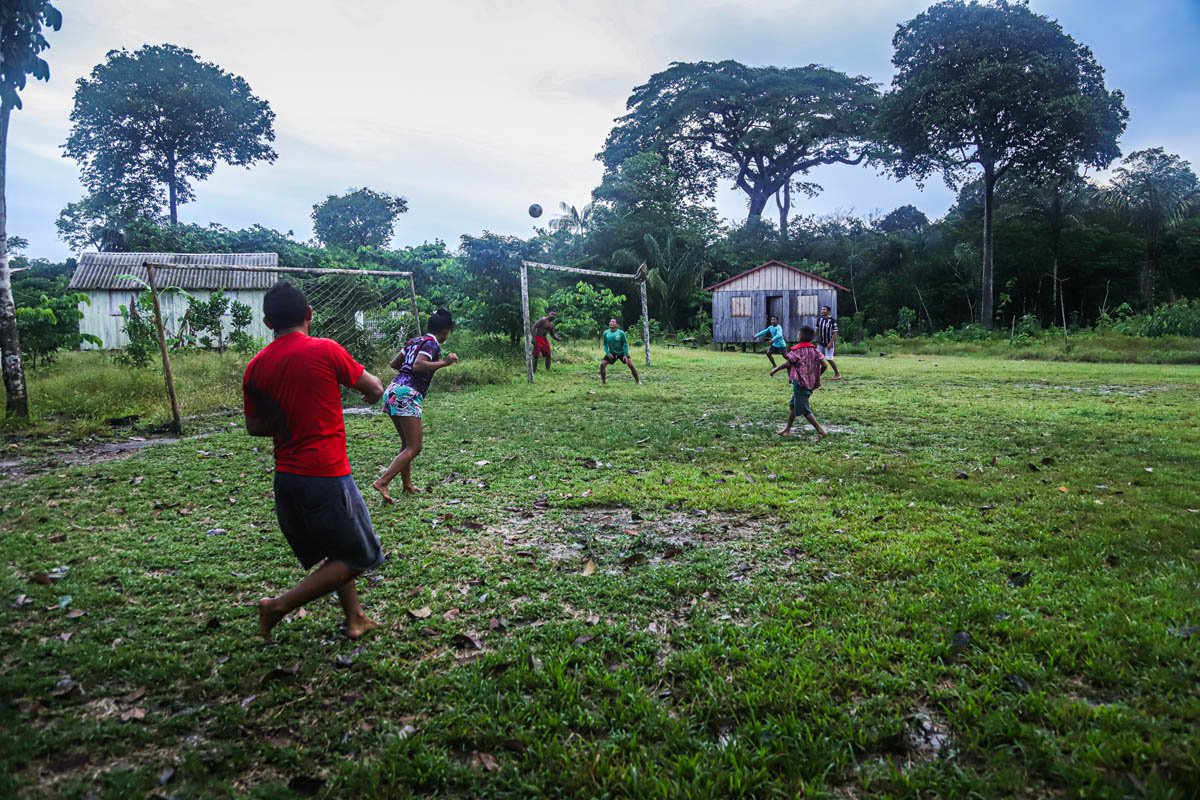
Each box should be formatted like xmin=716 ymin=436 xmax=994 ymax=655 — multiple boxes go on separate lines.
xmin=820 ymin=305 xmax=831 ymax=313
xmin=263 ymin=281 xmax=309 ymax=329
xmin=799 ymin=325 xmax=816 ymax=342
xmin=547 ymin=308 xmax=557 ymax=314
xmin=427 ymin=308 xmax=454 ymax=333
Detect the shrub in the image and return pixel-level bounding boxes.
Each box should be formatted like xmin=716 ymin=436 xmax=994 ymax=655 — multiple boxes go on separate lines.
xmin=1114 ymin=300 xmax=1200 ymax=338
xmin=16 ymin=293 xmax=102 ymax=367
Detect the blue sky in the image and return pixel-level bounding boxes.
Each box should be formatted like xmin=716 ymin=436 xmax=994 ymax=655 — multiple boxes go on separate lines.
xmin=8 ymin=0 xmax=1199 ymax=261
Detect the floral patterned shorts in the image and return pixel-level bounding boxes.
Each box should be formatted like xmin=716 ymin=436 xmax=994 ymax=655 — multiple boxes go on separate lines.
xmin=383 ymin=384 xmax=423 ymax=418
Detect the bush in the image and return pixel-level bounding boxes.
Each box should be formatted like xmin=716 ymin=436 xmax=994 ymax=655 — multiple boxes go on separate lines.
xmin=16 ymin=292 xmax=102 ymax=367
xmin=547 ymin=282 xmax=627 ymax=338
xmin=1114 ymin=300 xmax=1200 ymax=338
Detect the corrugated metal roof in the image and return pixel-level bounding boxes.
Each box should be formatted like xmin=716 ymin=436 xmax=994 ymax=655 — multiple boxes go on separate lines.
xmin=68 ymin=252 xmax=279 ymax=291
xmin=703 ymin=260 xmax=850 ymax=293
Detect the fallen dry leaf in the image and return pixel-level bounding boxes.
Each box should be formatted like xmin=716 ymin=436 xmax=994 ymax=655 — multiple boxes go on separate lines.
xmin=120 ymin=707 xmax=146 ymax=722
xmin=443 ymin=608 xmax=461 ymax=621
xmin=573 ymin=633 xmax=595 ymax=646
xmin=452 ymin=633 xmax=484 ymax=650
xmin=581 ymin=559 xmax=596 ymax=577
xmin=466 ymin=751 xmax=499 ymax=771
xmin=408 ymin=606 xmax=433 ymax=619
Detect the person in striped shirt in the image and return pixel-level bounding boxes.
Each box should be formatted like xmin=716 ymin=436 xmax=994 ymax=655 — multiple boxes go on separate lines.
xmin=816 ymin=306 xmax=843 ymax=380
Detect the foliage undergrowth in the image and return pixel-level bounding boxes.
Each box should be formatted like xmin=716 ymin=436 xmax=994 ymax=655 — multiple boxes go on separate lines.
xmin=844 ymin=329 xmax=1200 ymax=364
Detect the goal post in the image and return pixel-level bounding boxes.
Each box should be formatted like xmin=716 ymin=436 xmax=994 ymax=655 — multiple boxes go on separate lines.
xmin=519 ymin=260 xmax=650 ymax=384
xmin=138 ymin=260 xmax=423 ymax=431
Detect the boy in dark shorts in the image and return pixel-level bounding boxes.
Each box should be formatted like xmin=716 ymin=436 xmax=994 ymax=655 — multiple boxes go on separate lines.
xmin=600 ymin=318 xmax=641 ymax=384
xmin=770 ymin=325 xmax=828 ymax=439
xmin=754 ymin=315 xmax=788 ymax=368
xmin=243 ymin=281 xmax=386 ymax=641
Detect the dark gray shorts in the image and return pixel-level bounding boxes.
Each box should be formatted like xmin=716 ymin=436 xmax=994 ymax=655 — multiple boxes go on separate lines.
xmin=274 ymin=472 xmax=384 ymax=573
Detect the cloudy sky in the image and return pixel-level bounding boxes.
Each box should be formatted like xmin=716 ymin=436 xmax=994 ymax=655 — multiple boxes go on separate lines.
xmin=8 ymin=0 xmax=1199 ymax=260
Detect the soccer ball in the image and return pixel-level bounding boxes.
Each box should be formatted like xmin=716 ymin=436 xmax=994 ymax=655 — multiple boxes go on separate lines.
xmin=528 ymin=203 xmax=543 ymax=218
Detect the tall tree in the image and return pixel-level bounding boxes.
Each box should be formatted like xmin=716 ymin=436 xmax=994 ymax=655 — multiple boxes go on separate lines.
xmin=878 ymin=0 xmax=1127 ymax=328
xmin=600 ymin=61 xmax=879 ymax=233
xmin=64 ymin=44 xmax=276 ymax=224
xmin=1102 ymin=148 xmax=1199 ymax=309
xmin=311 ymin=187 xmax=408 ymax=250
xmin=1 ymin=0 xmax=62 ymax=417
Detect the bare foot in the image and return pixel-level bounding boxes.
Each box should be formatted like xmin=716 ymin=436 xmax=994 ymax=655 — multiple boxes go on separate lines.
xmin=401 ymin=483 xmax=422 ymax=494
xmin=831 ymin=375 xmax=844 ymax=381
xmin=372 ymin=480 xmax=395 ymax=504
xmin=346 ymin=616 xmax=380 ymax=640
xmin=777 ymin=428 xmax=793 ymax=436
xmin=258 ymin=598 xmax=286 ymax=641
xmin=816 ymin=430 xmax=829 ymax=440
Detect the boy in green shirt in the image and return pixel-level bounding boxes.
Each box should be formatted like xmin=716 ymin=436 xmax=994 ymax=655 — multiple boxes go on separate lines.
xmin=600 ymin=318 xmax=641 ymax=385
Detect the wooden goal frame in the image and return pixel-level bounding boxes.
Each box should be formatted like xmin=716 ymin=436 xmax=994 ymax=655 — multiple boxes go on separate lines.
xmin=519 ymin=260 xmax=649 ymax=384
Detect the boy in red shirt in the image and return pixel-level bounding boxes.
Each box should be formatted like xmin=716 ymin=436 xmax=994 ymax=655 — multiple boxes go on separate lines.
xmin=243 ymin=282 xmax=386 ymax=640
xmin=769 ymin=325 xmax=828 ymax=439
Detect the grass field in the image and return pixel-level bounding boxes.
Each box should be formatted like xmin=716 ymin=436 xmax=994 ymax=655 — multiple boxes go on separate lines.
xmin=2 ymin=347 xmax=1198 ymax=798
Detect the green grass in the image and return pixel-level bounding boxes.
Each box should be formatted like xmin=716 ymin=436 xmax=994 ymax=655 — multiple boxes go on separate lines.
xmin=2 ymin=348 xmax=1198 ymax=798
xmin=843 ymin=330 xmax=1200 ymax=364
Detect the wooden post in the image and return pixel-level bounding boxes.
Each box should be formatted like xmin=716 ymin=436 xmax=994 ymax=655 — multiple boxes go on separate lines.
xmin=144 ymin=263 xmax=183 ymax=435
xmin=639 ymin=279 xmax=651 ymax=367
xmin=520 ymin=262 xmax=534 ymax=383
xmin=407 ymin=274 xmax=422 ymax=335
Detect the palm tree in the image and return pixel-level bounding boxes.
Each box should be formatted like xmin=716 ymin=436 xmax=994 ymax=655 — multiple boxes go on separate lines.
xmin=548 ymin=201 xmax=594 ymax=235
xmin=643 ymin=233 xmax=706 ymax=333
xmin=1103 ymin=148 xmax=1199 ymax=310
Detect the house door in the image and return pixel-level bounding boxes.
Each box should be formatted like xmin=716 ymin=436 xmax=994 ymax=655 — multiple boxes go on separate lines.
xmin=766 ymin=295 xmax=784 ymax=326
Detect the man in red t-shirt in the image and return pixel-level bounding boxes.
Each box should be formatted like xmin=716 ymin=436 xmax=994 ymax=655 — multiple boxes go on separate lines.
xmin=243 ymin=281 xmax=385 ymax=641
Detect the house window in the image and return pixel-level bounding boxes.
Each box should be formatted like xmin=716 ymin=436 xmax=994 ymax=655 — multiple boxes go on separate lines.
xmin=796 ymin=294 xmax=818 ymax=316
xmin=109 ymin=290 xmax=138 ymax=316
xmin=222 ymin=289 xmax=239 ymax=316
xmin=730 ymin=296 xmax=751 ymax=318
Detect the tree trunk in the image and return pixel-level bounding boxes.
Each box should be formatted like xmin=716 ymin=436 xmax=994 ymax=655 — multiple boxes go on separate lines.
xmin=775 ymin=182 xmax=791 ymax=241
xmin=1139 ymin=238 xmax=1157 ymax=311
xmin=167 ymin=155 xmax=178 ymax=225
xmin=745 ymin=188 xmax=771 ymax=227
xmin=980 ymin=167 xmax=997 ymax=330
xmin=0 ymin=103 xmax=29 ymax=418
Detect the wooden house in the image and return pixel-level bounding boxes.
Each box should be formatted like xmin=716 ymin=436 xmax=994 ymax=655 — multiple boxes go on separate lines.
xmin=705 ymin=260 xmax=848 ymax=345
xmin=68 ymin=252 xmax=278 ymax=350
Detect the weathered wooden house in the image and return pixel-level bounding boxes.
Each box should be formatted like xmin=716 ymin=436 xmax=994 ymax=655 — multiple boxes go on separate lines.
xmin=705 ymin=260 xmax=848 ymax=345
xmin=68 ymin=252 xmax=278 ymax=350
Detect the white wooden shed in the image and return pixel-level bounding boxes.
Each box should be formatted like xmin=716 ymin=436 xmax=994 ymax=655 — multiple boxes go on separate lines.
xmin=705 ymin=260 xmax=848 ymax=344
xmin=68 ymin=252 xmax=278 ymax=350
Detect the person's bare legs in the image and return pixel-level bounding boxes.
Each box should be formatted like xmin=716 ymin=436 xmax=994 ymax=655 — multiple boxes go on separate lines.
xmin=374 ymin=416 xmax=424 ymax=499
xmin=767 ymin=352 xmax=778 ymax=368
xmin=258 ymin=558 xmax=359 ymax=641
xmin=543 ymin=355 xmax=552 ymax=372
xmin=805 ymin=413 xmax=828 ymax=439
xmin=335 ymin=579 xmax=379 ymax=639
xmin=626 ymin=358 xmax=640 ymax=384
xmin=828 ymin=358 xmax=842 ymax=379
xmin=600 ymin=361 xmax=608 ymax=384
xmin=779 ymin=401 xmax=797 ymax=435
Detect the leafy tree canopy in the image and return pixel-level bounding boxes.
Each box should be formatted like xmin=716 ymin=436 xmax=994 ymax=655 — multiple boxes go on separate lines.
xmin=877 ymin=0 xmax=1127 ymax=327
xmin=63 ymin=44 xmax=277 ymax=224
xmin=0 ymin=0 xmax=61 ymax=111
xmin=878 ymin=0 xmax=1127 ymax=187
xmin=600 ymin=60 xmax=880 ymax=228
xmin=311 ymin=187 xmax=409 ymax=250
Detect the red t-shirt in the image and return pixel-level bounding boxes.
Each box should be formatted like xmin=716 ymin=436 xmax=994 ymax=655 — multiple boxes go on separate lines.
xmin=243 ymin=332 xmax=364 ymax=477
